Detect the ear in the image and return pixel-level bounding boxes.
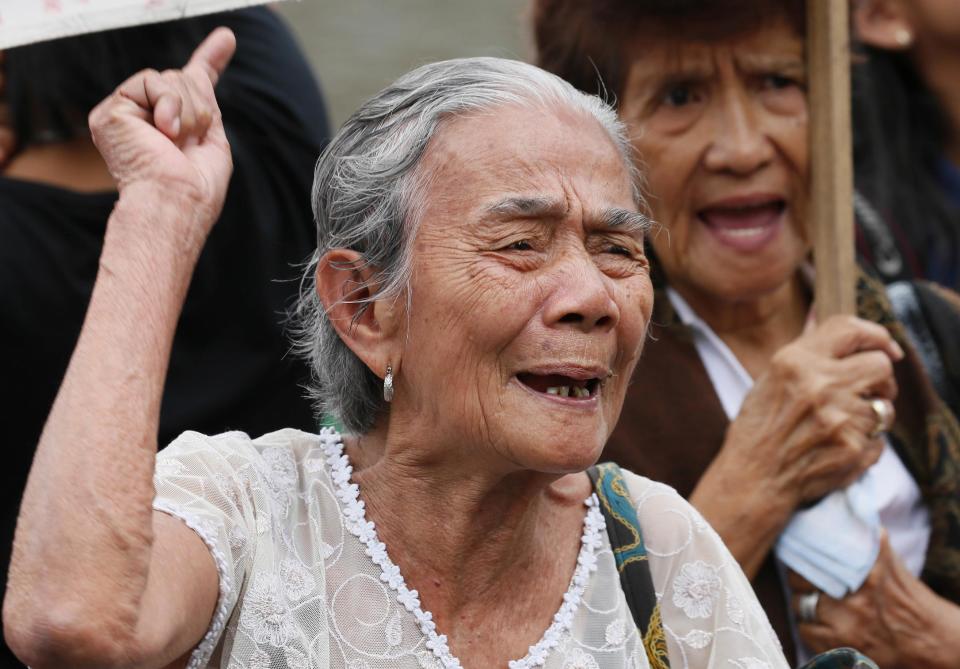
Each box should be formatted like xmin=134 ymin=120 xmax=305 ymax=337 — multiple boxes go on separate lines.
xmin=315 ymin=249 xmax=405 ymax=382
xmin=853 ymin=0 xmax=915 ymax=51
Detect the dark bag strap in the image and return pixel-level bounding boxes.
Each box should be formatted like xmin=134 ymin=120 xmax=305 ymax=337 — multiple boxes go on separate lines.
xmin=587 ymin=463 xmax=670 ymax=669
xmin=588 ymin=463 xmax=879 ymax=669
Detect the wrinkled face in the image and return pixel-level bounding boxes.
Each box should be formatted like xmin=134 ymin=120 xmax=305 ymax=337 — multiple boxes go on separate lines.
xmin=619 ymin=16 xmax=810 ymax=305
xmin=394 ymin=103 xmax=653 ymax=474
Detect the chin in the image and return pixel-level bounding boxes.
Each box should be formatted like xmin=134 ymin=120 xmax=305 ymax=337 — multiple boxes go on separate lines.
xmin=515 ymin=426 xmax=608 ymax=475
xmin=709 ymin=258 xmax=801 ymax=302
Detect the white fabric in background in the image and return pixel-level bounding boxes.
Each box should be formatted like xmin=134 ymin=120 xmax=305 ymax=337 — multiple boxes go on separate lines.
xmin=665 ymin=286 xmax=930 ymax=596
xmin=0 ymin=0 xmax=290 ymax=49
xmin=153 ymin=428 xmax=788 ymax=669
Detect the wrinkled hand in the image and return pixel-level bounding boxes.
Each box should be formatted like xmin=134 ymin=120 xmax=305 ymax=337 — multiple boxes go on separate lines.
xmin=89 ymin=28 xmax=236 ymax=243
xmin=0 ymin=50 xmax=16 ymax=166
xmin=790 ymin=535 xmax=960 ymax=669
xmin=718 ymin=315 xmax=902 ymax=508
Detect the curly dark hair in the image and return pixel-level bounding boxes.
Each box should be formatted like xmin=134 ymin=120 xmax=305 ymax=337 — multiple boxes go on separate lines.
xmin=532 ymin=0 xmax=805 ymax=106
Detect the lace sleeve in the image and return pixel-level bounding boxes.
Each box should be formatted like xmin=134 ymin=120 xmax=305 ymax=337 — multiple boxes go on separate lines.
xmin=153 ymin=430 xmax=266 ymax=669
xmin=622 ymin=473 xmax=789 ymax=669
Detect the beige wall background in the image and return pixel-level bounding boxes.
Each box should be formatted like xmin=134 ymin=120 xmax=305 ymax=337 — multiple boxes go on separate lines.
xmin=276 ymin=0 xmax=532 ymax=128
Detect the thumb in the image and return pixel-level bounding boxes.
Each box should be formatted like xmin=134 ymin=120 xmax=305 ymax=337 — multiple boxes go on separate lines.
xmin=186 ymin=27 xmax=236 ymax=86
xmin=876 ymin=529 xmax=906 ymax=577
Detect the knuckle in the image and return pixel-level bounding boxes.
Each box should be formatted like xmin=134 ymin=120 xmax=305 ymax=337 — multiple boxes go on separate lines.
xmin=843 ymin=438 xmax=865 ymax=460
xmin=869 ymin=351 xmax=894 ymax=376
xmin=863 ymin=440 xmax=884 ymax=465
xmin=770 ymin=348 xmax=801 ymax=380
xmin=87 ymin=100 xmax=111 ymax=130
xmin=812 ymin=407 xmax=843 ymax=435
xmin=160 ymin=70 xmax=185 ymax=88
xmin=825 ymin=314 xmax=858 ymax=335
xmin=839 ymin=314 xmax=861 ymax=329
xmin=802 ymin=377 xmax=831 ymax=410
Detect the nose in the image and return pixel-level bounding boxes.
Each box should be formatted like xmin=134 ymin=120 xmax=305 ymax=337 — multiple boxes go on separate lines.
xmin=542 ymin=249 xmax=620 ymax=334
xmin=703 ymin=88 xmax=774 ymax=175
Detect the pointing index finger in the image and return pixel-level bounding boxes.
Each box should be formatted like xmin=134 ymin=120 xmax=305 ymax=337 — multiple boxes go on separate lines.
xmin=186 ymin=27 xmax=236 ymax=86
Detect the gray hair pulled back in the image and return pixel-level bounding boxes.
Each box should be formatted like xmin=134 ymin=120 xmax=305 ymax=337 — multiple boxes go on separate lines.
xmin=292 ymin=56 xmax=641 ymax=434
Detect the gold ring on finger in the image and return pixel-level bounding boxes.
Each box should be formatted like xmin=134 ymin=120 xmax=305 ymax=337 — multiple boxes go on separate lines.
xmin=868 ymin=398 xmax=893 ymax=438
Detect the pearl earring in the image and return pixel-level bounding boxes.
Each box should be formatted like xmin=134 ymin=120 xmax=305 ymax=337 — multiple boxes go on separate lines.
xmin=383 ymin=365 xmax=394 ymax=402
xmin=895 ymin=28 xmax=913 ymax=48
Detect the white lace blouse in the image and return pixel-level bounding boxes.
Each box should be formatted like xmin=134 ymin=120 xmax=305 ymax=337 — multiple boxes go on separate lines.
xmin=152 ymin=428 xmax=788 ymax=669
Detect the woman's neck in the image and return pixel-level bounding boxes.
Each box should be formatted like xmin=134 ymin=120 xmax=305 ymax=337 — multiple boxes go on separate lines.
xmin=3 ymin=136 xmax=117 ymax=192
xmin=671 ymin=272 xmax=810 ymax=379
xmin=913 ymin=40 xmax=960 ymax=165
xmin=344 ymin=424 xmax=590 ymax=630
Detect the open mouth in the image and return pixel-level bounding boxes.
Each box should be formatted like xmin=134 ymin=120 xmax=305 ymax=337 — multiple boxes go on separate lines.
xmin=516 ymin=372 xmax=602 ymax=400
xmin=697 ymin=199 xmax=786 ymax=250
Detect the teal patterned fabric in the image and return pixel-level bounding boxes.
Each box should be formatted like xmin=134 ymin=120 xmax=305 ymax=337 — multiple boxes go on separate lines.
xmin=798 ymin=648 xmax=878 ymax=669
xmin=588 ymin=463 xmax=670 ymax=669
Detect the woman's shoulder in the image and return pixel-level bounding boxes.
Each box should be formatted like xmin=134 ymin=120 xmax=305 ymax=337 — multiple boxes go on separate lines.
xmin=612 ymin=467 xmax=789 ymax=667
xmin=156 ymin=426 xmax=333 ymax=482
xmin=616 ymin=468 xmax=703 ymax=524
xmin=162 ymin=426 xmax=322 ymax=455
xmin=616 ymin=468 xmax=723 ymax=553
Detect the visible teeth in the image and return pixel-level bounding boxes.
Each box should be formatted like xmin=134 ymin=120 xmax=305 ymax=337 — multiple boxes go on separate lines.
xmin=724 ymin=226 xmax=766 ymax=237
xmin=545 ymin=386 xmax=591 ymax=398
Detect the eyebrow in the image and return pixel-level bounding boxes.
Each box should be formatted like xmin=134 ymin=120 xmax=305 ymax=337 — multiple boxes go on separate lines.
xmin=735 ymin=53 xmax=806 ymax=76
xmin=486 ymin=196 xmax=567 ymax=219
xmin=485 ymin=197 xmax=651 ymax=234
xmin=599 ymin=207 xmax=653 ymax=235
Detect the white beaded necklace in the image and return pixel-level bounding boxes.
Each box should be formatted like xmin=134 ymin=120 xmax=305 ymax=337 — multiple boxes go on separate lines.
xmin=319 ymin=427 xmax=606 ymax=669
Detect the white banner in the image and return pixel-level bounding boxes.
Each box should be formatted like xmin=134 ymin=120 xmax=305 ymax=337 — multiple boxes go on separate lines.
xmin=0 ymin=0 xmax=292 ymax=50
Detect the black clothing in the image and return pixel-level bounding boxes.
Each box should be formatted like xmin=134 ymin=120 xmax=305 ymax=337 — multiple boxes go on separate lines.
xmin=0 ymin=9 xmax=328 ymax=667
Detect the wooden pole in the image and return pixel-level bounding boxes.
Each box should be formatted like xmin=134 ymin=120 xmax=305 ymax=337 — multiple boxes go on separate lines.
xmin=808 ymin=0 xmax=856 ymax=320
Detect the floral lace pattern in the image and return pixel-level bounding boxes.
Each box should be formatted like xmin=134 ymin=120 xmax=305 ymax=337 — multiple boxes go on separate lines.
xmin=319 ymin=428 xmax=607 ymax=669
xmin=152 ymin=429 xmax=788 ymax=668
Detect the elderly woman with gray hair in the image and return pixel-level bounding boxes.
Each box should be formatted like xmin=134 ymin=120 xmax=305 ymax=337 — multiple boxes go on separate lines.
xmin=4 ymin=29 xmax=790 ymax=669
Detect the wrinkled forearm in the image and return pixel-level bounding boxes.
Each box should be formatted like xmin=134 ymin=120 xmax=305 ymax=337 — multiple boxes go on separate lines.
xmin=4 ymin=190 xmax=205 ymax=666
xmin=690 ymin=448 xmax=795 ymax=580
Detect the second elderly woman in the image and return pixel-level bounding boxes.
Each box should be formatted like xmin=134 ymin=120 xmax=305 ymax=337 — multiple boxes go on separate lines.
xmin=534 ymin=1 xmax=960 ymax=667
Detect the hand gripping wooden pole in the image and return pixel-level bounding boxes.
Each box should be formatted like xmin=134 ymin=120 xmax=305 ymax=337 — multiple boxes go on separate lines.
xmin=808 ymin=0 xmax=856 ymax=320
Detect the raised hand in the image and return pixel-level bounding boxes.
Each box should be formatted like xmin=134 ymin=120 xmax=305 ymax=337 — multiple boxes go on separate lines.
xmin=4 ymin=28 xmax=240 ymax=669
xmin=89 ymin=28 xmax=236 ymax=245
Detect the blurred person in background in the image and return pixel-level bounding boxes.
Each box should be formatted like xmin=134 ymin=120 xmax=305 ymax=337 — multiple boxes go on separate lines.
xmin=0 ymin=8 xmax=328 ymax=667
xmin=852 ymin=0 xmax=960 ymax=292
xmin=534 ymin=0 xmax=960 ymax=666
